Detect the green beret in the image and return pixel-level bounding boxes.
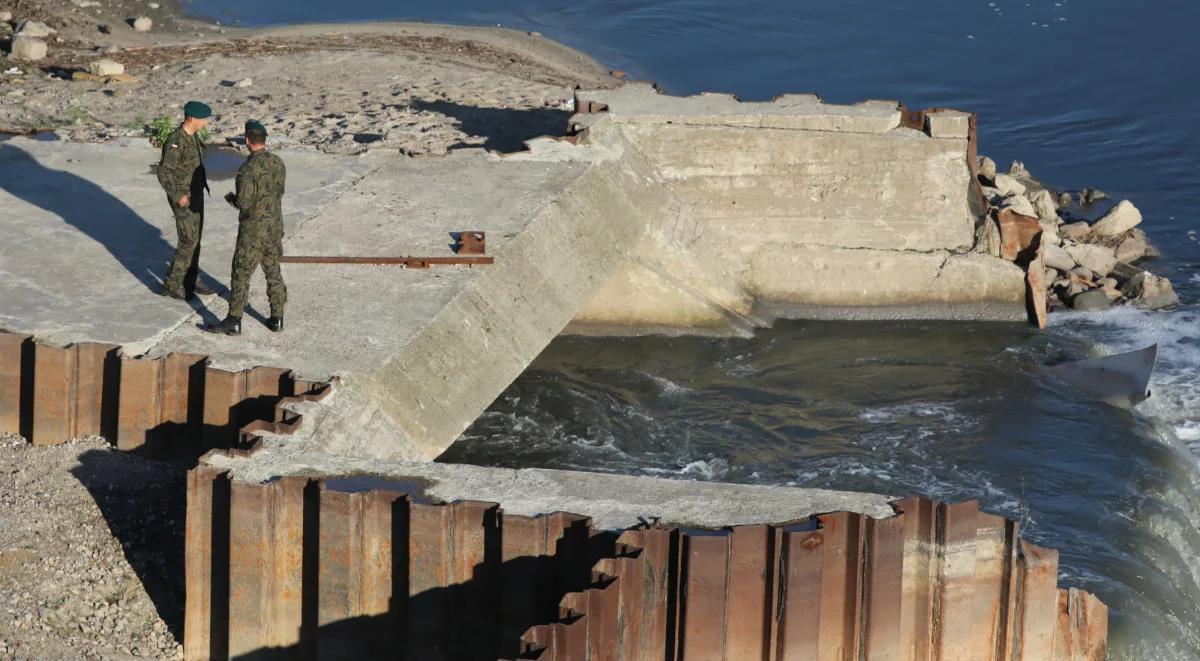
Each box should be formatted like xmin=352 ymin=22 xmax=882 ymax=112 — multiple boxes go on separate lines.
xmin=244 ymin=120 xmax=267 ymax=136
xmin=183 ymin=101 xmax=211 ymax=119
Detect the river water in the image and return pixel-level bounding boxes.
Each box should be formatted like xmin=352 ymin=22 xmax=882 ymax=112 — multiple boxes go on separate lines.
xmin=190 ymin=1 xmax=1200 ymax=656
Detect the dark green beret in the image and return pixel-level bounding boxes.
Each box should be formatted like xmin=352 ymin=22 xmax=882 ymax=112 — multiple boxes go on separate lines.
xmin=183 ymin=101 xmax=212 ymax=119
xmin=244 ymin=120 xmax=267 ymax=135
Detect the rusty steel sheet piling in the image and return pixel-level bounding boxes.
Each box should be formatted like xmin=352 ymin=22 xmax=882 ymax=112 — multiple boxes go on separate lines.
xmin=187 ymin=465 xmax=1107 ymax=661
xmin=0 ymin=329 xmax=331 ymax=459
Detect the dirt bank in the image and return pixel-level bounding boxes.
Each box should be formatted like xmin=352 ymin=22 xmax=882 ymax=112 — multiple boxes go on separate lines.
xmin=1 ymin=0 xmax=619 ymax=154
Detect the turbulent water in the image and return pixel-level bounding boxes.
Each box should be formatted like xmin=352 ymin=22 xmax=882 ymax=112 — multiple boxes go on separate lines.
xmin=191 ymin=0 xmax=1200 ymax=656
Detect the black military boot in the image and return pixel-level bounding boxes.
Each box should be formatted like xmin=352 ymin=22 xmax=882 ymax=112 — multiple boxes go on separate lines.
xmin=204 ymin=315 xmax=242 ymax=336
xmin=266 ymin=316 xmax=284 ymax=333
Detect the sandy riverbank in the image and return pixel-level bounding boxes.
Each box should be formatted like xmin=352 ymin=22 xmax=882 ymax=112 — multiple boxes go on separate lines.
xmin=1 ymin=0 xmax=620 ymax=154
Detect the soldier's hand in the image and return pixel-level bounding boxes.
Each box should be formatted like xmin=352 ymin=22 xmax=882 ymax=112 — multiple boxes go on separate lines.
xmin=177 ymin=194 xmax=190 ymax=208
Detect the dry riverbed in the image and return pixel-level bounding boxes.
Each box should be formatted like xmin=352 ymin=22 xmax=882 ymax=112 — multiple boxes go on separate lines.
xmin=1 ymin=0 xmax=618 ymax=155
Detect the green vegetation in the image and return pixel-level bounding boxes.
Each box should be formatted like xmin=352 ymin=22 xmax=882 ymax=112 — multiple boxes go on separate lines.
xmin=65 ymin=99 xmax=91 ymax=126
xmin=147 ymin=115 xmax=211 ymax=145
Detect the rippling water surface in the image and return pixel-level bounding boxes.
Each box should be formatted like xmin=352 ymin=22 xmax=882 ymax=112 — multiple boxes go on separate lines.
xmin=190 ymin=1 xmax=1200 ymax=656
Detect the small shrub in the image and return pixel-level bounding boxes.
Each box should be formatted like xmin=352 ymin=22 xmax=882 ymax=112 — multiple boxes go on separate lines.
xmin=147 ymin=115 xmax=212 ymax=145
xmin=66 ymin=99 xmax=90 ymax=126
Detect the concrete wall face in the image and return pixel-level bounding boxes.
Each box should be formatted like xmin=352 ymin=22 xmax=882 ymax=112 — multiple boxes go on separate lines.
xmin=567 ymin=85 xmax=1028 ymax=330
xmin=185 ymin=469 xmax=1107 ymax=661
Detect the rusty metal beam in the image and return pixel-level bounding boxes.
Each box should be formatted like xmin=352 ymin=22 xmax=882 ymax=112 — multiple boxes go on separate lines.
xmin=278 ymin=255 xmax=494 ymax=267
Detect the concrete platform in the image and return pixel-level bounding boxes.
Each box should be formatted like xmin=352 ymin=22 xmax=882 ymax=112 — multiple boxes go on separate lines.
xmin=0 ymin=136 xmax=380 ymax=353
xmin=2 ymin=87 xmax=1035 ymax=462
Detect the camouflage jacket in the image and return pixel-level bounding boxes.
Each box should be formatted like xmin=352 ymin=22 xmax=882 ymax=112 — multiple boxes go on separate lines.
xmin=232 ymin=149 xmax=286 ymax=233
xmin=157 ymin=126 xmax=208 ymax=201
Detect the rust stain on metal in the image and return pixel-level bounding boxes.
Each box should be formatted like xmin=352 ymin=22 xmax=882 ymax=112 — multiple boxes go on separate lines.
xmin=453 ymin=230 xmax=488 ymax=255
xmin=278 ymin=255 xmax=494 ymax=267
xmin=186 ymin=465 xmax=1109 ymax=661
xmin=0 ymin=330 xmax=332 ymax=460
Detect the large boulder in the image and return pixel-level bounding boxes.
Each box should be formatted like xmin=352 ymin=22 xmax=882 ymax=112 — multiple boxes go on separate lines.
xmin=1038 ymin=217 xmax=1061 ymax=246
xmin=1002 ymin=192 xmax=1038 ymax=218
xmin=15 ymin=20 xmax=55 ymax=38
xmin=1043 ymin=243 xmax=1076 ymax=272
xmin=993 ymin=173 xmax=1027 ymax=197
xmin=1070 ymin=289 xmax=1112 ymax=311
xmin=978 ymin=156 xmax=997 ymax=183
xmin=1066 ymin=243 xmax=1117 ymax=278
xmin=11 ymin=36 xmax=47 ymax=61
xmin=1029 ymin=189 xmax=1058 ymax=219
xmin=1114 ymin=228 xmax=1158 ymax=263
xmin=1060 ymin=221 xmax=1091 ymax=241
xmin=1090 ymin=200 xmax=1142 ymax=237
xmin=1121 ymin=272 xmax=1179 ymax=310
xmin=88 ymin=59 xmax=125 ymax=76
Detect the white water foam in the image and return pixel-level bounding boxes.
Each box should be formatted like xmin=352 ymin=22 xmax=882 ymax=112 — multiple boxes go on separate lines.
xmin=1052 ymin=306 xmax=1200 ymax=453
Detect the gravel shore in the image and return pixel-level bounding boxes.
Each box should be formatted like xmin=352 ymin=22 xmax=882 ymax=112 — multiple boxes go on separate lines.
xmin=0 ymin=435 xmax=185 ymax=660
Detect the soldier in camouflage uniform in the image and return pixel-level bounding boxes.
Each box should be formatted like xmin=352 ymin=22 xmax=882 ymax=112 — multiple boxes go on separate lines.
xmin=157 ymin=100 xmax=214 ymax=300
xmin=205 ymin=120 xmax=287 ymax=335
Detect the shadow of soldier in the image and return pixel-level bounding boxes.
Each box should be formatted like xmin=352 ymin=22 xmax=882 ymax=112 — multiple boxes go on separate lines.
xmin=0 ymin=142 xmax=221 ymax=296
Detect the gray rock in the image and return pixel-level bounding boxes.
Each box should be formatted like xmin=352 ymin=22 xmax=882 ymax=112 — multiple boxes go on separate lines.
xmin=16 ymin=20 xmax=55 ymax=38
xmin=1029 ymin=189 xmax=1058 ymax=219
xmin=0 ymin=10 xmax=12 ymax=22
xmin=980 ymin=186 xmax=1002 ymax=204
xmin=1039 ymin=217 xmax=1061 ymax=245
xmin=100 ymin=45 xmax=121 ymax=55
xmin=1043 ymin=243 xmax=1076 ymax=271
xmin=978 ymin=156 xmax=997 ymax=182
xmin=1115 ymin=228 xmax=1154 ymax=263
xmin=87 ymin=60 xmax=124 ymax=76
xmin=1120 ymin=272 xmax=1179 ymax=310
xmin=11 ymin=36 xmax=47 ymax=61
xmin=993 ymin=173 xmax=1026 ymax=197
xmin=1001 ymin=192 xmax=1037 ymax=218
xmin=1090 ymin=200 xmax=1142 ymax=237
xmin=1043 ymin=267 xmax=1059 ymax=286
xmin=1071 ymin=266 xmax=1095 ymax=281
xmin=235 ymin=77 xmax=253 ymax=88
xmin=1109 ymin=261 xmax=1140 ymax=283
xmin=1061 ymin=221 xmax=1091 ymax=241
xmin=1009 ymin=160 xmax=1028 ymax=175
xmin=1080 ymin=187 xmax=1108 ymax=205
xmin=1057 ymin=191 xmax=1073 ymax=208
xmin=1071 ymin=289 xmax=1112 ymax=311
xmin=1100 ymin=277 xmax=1119 ymax=289
xmin=132 ymin=16 xmax=153 ymax=32
xmin=1067 ymin=243 xmax=1117 ymax=278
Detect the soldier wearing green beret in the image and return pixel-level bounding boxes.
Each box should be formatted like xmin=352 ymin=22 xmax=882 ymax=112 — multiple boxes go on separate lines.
xmin=206 ymin=120 xmax=287 ymax=335
xmin=157 ymin=100 xmax=214 ymax=300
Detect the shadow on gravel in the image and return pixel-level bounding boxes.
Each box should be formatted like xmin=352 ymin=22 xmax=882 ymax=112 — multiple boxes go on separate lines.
xmin=71 ymin=449 xmax=188 ymax=641
xmin=409 ymin=99 xmax=570 ymax=153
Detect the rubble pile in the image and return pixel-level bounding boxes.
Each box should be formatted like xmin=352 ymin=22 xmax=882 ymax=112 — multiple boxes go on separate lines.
xmin=979 ymin=157 xmax=1178 ymax=313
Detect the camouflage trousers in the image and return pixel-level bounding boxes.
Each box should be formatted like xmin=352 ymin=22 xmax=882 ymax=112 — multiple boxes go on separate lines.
xmin=228 ymin=223 xmax=287 ymax=318
xmin=163 ymin=196 xmax=204 ymax=294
